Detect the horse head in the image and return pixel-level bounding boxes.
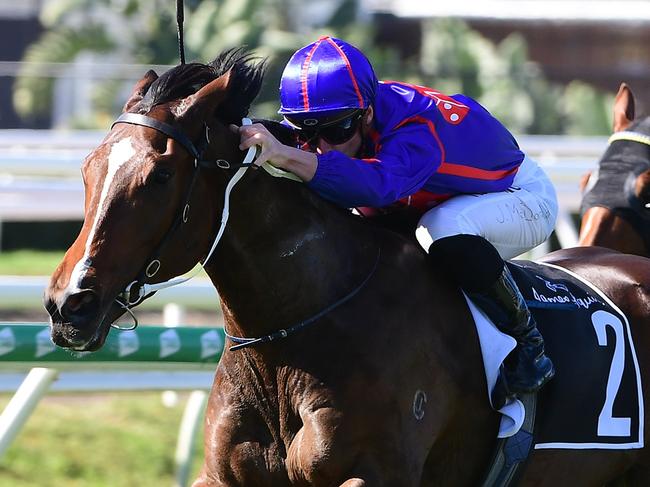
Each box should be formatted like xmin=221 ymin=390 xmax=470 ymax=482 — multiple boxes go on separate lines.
xmin=579 ymin=83 xmax=650 ymax=256
xmin=44 ymin=49 xmax=265 ymax=350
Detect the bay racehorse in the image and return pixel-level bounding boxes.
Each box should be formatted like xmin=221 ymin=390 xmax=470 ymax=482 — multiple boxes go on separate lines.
xmin=579 ymin=83 xmax=650 ymax=257
xmin=44 ymin=50 xmax=650 ymax=486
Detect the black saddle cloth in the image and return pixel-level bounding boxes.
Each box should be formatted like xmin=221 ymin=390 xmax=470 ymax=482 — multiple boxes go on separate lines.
xmin=506 ymin=260 xmax=642 ymax=449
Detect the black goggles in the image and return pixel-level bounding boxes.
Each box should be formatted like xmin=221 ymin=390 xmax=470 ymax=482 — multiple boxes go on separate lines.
xmin=286 ymin=110 xmax=365 ymax=146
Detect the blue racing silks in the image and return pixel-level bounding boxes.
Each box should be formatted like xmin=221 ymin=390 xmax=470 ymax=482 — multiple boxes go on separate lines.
xmin=306 ymin=81 xmax=525 ymax=212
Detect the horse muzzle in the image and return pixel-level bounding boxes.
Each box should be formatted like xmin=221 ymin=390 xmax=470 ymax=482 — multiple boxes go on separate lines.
xmin=44 ymin=288 xmax=114 ymax=351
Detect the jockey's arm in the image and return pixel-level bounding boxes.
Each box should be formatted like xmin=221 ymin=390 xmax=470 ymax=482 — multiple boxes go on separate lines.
xmin=235 ymin=121 xmax=441 ymax=208
xmin=234 ymin=122 xmax=318 ymax=182
xmin=307 ymin=122 xmax=441 ymax=208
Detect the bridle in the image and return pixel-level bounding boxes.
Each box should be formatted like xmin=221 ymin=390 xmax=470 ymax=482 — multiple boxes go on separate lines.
xmin=106 ymin=111 xmax=381 ymax=351
xmin=109 ymin=113 xmax=259 ymax=328
xmin=583 ymin=130 xmax=650 ymax=253
xmin=95 ymin=1 xmax=381 ymax=343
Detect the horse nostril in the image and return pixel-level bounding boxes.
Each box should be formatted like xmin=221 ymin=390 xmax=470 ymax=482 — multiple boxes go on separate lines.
xmin=61 ymin=290 xmax=99 ymax=319
xmin=43 ymin=294 xmax=62 ymax=322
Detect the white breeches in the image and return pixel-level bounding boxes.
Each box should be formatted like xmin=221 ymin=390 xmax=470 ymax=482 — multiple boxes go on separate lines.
xmin=416 ymin=156 xmax=558 ymax=260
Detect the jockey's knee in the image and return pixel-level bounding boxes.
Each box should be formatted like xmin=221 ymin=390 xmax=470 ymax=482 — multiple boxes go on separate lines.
xmin=427 ymin=234 xmax=504 ymax=292
xmin=416 ymin=205 xmax=473 ymax=251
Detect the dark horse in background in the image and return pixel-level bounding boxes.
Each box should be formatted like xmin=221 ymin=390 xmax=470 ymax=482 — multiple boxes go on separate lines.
xmin=579 ymin=83 xmax=650 ymax=257
xmin=44 ymin=50 xmax=650 ymax=486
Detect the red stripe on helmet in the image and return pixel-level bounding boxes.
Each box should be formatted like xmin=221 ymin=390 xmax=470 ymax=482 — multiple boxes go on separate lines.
xmin=300 ymin=40 xmax=323 ymax=112
xmin=324 ymin=37 xmax=365 ymax=108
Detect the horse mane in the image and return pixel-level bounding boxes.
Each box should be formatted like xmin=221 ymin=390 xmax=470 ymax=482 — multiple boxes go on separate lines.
xmin=137 ymin=47 xmax=266 ymax=124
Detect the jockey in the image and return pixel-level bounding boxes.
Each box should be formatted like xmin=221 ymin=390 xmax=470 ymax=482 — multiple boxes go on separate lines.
xmin=235 ymin=36 xmax=558 ymax=405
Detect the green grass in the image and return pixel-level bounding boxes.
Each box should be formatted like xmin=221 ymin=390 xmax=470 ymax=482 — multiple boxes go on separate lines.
xmin=0 ymin=250 xmax=65 ymax=276
xmin=0 ymin=392 xmax=205 ymax=487
xmin=0 ymin=250 xmax=211 ymax=279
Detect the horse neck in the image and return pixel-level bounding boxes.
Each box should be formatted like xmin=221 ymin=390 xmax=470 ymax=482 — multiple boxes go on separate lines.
xmin=204 ymin=169 xmax=376 ymax=338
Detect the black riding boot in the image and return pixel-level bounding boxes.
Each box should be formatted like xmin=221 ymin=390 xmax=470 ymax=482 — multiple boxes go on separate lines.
xmin=428 ymin=234 xmax=555 ymax=407
xmin=469 ymin=265 xmax=555 ymax=395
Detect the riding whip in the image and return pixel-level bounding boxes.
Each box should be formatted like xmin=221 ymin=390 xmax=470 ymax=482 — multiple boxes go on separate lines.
xmin=176 ymin=0 xmax=186 ymax=64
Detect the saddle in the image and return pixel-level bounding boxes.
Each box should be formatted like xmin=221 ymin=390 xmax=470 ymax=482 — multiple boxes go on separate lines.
xmin=477 ymin=260 xmax=643 ymax=486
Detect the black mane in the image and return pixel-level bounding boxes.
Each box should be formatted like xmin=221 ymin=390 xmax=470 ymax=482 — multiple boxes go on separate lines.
xmin=138 ymin=47 xmax=266 ymax=124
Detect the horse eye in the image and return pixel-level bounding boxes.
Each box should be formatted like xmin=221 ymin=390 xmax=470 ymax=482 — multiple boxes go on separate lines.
xmin=151 ymin=168 xmax=174 ymax=184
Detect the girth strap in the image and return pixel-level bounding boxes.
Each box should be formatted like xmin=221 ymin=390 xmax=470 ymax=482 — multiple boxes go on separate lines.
xmin=481 ymin=393 xmax=538 ymax=487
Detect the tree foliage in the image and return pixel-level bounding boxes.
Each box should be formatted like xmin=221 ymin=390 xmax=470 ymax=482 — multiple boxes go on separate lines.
xmin=15 ymin=0 xmax=613 ymax=134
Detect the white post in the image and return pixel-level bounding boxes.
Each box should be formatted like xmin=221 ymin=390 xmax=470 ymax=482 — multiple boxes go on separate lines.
xmin=164 ymin=303 xmax=186 ymax=327
xmin=526 ymin=239 xmax=551 ymax=260
xmin=0 ymin=367 xmax=58 ymax=458
xmin=555 ymin=207 xmax=579 ymax=249
xmin=162 ymin=303 xmax=187 ymax=414
xmin=174 ymin=390 xmax=207 ymax=487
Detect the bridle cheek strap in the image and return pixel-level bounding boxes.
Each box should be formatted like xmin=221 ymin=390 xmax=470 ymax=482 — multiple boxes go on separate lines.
xmin=123 ymin=117 xmax=258 ymax=305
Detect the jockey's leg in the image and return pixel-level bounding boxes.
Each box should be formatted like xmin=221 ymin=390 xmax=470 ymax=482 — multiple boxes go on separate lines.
xmin=427 ymin=234 xmax=555 ymax=403
xmin=415 ymin=157 xmax=558 ymax=406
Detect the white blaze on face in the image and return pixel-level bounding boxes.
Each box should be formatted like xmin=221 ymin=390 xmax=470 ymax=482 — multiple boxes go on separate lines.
xmin=67 ymin=137 xmax=136 ymax=293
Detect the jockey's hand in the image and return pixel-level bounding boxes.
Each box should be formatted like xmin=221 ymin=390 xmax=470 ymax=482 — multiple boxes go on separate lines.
xmin=230 ymin=123 xmax=318 ymax=182
xmin=230 ymin=123 xmax=289 ymax=169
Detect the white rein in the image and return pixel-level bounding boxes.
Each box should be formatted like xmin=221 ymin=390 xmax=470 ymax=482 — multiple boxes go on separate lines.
xmin=123 ymin=117 xmax=258 ymax=305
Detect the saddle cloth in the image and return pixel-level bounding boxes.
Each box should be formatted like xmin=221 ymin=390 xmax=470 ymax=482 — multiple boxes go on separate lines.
xmin=469 ymin=260 xmax=644 ymax=449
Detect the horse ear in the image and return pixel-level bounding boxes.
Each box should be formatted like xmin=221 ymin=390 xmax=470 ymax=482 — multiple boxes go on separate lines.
xmin=613 ymin=83 xmax=635 ymax=132
xmin=635 ymin=169 xmax=650 ymax=207
xmin=177 ymin=69 xmax=232 ymax=120
xmin=122 ymin=70 xmax=158 ymax=113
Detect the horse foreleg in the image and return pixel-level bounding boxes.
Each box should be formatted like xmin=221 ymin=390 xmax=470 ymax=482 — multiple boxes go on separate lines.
xmin=287 ymin=406 xmax=411 ymax=487
xmin=336 ymin=459 xmax=406 ymax=487
xmin=336 ymin=466 xmax=389 ymax=487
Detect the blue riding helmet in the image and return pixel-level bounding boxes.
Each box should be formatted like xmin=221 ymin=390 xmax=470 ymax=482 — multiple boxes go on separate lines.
xmin=279 ymin=36 xmax=378 ymax=122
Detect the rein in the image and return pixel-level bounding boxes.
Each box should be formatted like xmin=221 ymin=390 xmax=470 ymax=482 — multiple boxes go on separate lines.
xmin=225 ymin=248 xmax=381 ymax=351
xmin=108 ymin=112 xmax=381 ymax=349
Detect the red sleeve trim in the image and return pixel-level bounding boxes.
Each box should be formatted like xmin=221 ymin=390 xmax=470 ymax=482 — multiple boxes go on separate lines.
xmin=437 ymin=162 xmax=519 ymax=180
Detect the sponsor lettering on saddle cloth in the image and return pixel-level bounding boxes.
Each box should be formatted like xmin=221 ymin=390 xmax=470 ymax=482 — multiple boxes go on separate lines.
xmin=467 ymin=260 xmax=643 ymax=450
